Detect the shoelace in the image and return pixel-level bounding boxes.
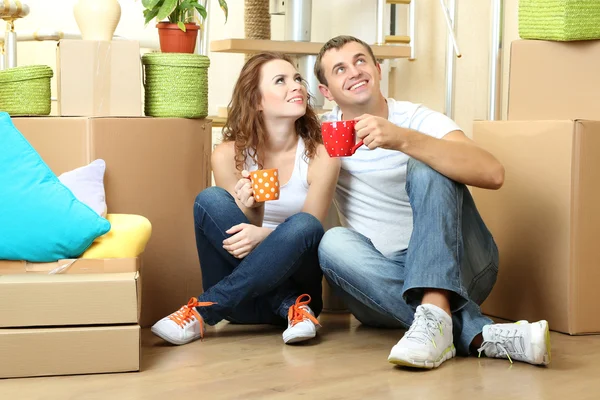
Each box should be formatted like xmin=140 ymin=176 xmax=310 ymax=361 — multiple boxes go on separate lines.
xmin=477 ymin=327 xmax=525 ymax=364
xmin=169 ymin=297 xmax=216 ymax=338
xmin=288 ymin=294 xmax=320 ymax=327
xmin=405 ymin=307 xmax=442 ymax=348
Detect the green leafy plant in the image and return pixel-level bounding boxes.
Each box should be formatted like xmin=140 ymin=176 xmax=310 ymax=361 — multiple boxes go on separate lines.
xmin=142 ymin=0 xmax=228 ymax=32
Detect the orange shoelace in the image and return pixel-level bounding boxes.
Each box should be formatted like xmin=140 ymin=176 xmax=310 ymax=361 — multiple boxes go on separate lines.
xmin=287 ymin=294 xmax=320 ymax=327
xmin=168 ymin=297 xmax=216 ymax=338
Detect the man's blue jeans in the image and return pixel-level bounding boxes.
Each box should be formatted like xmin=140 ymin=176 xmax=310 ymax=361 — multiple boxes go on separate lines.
xmin=319 ymin=159 xmax=498 ymax=355
xmin=193 ymin=187 xmax=324 ymax=326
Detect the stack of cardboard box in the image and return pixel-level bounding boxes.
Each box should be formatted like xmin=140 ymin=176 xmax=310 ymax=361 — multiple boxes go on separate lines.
xmin=472 ymin=40 xmax=600 ymax=335
xmin=0 ymin=40 xmax=213 ymax=378
xmin=0 ymin=258 xmax=141 ymax=378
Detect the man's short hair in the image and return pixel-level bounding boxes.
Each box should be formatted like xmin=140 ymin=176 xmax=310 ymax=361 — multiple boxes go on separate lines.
xmin=314 ymin=35 xmax=378 ymax=86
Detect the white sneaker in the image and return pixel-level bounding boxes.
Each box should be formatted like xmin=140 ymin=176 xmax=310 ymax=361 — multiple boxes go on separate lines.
xmin=388 ymin=304 xmax=456 ymax=369
xmin=151 ymin=297 xmax=215 ymax=345
xmin=478 ymin=320 xmax=551 ymax=365
xmin=282 ymin=294 xmax=321 ymax=344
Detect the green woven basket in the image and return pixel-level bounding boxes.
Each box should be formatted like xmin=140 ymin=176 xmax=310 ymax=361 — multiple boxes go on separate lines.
xmin=0 ymin=65 xmax=53 ymax=116
xmin=519 ymin=0 xmax=600 ymax=41
xmin=142 ymin=53 xmax=210 ymax=118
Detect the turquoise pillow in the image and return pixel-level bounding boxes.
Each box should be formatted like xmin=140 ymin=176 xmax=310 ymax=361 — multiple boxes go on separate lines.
xmin=0 ymin=112 xmax=111 ymax=262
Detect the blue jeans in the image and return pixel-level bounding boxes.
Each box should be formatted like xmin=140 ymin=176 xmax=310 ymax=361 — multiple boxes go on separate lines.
xmin=193 ymin=186 xmax=324 ymax=326
xmin=319 ymin=159 xmax=498 ymax=356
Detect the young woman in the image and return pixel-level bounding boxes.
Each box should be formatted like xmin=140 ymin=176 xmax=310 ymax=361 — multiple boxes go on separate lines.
xmin=152 ymin=52 xmax=340 ymax=346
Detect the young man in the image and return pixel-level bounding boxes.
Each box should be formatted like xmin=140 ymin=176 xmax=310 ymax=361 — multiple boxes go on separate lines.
xmin=315 ymin=35 xmax=551 ymax=369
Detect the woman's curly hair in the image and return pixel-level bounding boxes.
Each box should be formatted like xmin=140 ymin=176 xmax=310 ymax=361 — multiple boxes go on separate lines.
xmin=221 ymin=52 xmax=322 ymax=171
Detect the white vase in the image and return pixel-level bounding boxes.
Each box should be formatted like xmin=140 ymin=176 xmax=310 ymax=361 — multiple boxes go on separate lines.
xmin=73 ymin=0 xmax=121 ymax=41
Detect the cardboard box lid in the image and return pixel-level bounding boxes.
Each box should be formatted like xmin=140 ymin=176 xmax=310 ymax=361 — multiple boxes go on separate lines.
xmin=0 ymin=257 xmax=140 ymax=275
xmin=0 ymin=325 xmax=140 ymax=379
xmin=508 ymin=40 xmax=600 ymax=121
xmin=473 ymin=120 xmax=600 ymax=334
xmin=0 ymin=272 xmax=141 ymax=328
xmin=56 ymin=39 xmax=142 ymax=117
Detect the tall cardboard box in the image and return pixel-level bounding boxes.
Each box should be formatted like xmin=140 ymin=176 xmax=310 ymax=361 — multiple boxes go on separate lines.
xmin=0 ymin=258 xmax=141 ymax=378
xmin=508 ymin=40 xmax=600 ymax=121
xmin=12 ymin=117 xmax=212 ymax=327
xmin=472 ymin=120 xmax=600 ymax=334
xmin=57 ymin=40 xmax=143 ymax=117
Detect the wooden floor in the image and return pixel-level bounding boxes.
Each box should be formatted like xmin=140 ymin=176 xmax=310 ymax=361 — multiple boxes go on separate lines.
xmin=2 ymin=313 xmax=600 ymax=399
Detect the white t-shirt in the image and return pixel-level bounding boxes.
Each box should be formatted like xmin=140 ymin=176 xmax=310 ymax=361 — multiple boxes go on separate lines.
xmin=321 ymin=98 xmax=461 ymax=257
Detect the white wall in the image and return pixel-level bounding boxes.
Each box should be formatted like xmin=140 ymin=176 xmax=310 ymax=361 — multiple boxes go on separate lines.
xmin=3 ymin=0 xmax=520 ymax=136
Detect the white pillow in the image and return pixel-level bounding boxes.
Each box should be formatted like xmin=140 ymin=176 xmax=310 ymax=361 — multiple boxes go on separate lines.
xmin=58 ymin=159 xmax=107 ymax=217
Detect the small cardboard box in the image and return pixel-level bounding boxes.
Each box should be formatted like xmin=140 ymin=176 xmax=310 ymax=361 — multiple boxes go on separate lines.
xmin=0 ymin=258 xmax=141 ymax=328
xmin=508 ymin=40 xmax=600 ymax=121
xmin=472 ymin=120 xmax=600 ymax=334
xmin=57 ymin=39 xmax=142 ymax=117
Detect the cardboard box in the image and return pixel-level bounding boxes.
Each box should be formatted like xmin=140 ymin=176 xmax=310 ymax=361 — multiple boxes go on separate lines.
xmin=57 ymin=40 xmax=142 ymax=117
xmin=0 ymin=272 xmax=141 ymax=328
xmin=12 ymin=117 xmax=212 ymax=327
xmin=508 ymin=40 xmax=600 ymax=121
xmin=472 ymin=120 xmax=600 ymax=334
xmin=0 ymin=325 xmax=140 ymax=379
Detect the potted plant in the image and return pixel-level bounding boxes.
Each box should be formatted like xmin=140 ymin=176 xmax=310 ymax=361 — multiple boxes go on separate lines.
xmin=142 ymin=0 xmax=228 ymax=53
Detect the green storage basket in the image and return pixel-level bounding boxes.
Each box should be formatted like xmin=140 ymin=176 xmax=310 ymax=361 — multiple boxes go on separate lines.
xmin=519 ymin=0 xmax=600 ymax=41
xmin=142 ymin=53 xmax=210 ymax=118
xmin=0 ymin=65 xmax=53 ymax=116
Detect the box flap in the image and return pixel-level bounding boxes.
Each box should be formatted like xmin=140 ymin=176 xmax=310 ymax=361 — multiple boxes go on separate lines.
xmin=569 ymin=121 xmax=600 ymax=333
xmin=0 ymin=257 xmax=140 ymax=275
xmin=0 ymin=272 xmax=140 ymax=327
xmin=0 ymin=260 xmax=26 ymax=274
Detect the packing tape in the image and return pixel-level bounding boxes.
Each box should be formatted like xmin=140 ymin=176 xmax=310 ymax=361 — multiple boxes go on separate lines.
xmin=48 ymin=259 xmax=78 ymax=275
xmin=94 ymin=41 xmax=112 ymax=114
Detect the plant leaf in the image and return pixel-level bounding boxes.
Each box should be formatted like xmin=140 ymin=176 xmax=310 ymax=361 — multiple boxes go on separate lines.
xmin=218 ymin=0 xmax=228 ymax=22
xmin=156 ymin=0 xmax=178 ymax=21
xmin=142 ymin=0 xmax=162 ymax=9
xmin=177 ymin=21 xmax=187 ymax=32
xmin=194 ymin=4 xmax=207 ymax=20
xmin=143 ymin=8 xmax=160 ymax=24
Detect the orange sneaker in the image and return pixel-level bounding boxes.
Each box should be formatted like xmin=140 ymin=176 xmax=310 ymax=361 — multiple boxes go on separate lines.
xmin=282 ymin=294 xmax=321 ymax=344
xmin=151 ymin=297 xmax=215 ymax=345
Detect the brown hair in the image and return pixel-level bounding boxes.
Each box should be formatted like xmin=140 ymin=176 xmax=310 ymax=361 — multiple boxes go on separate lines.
xmin=314 ymin=35 xmax=378 ymax=86
xmin=222 ymin=52 xmax=322 ymax=172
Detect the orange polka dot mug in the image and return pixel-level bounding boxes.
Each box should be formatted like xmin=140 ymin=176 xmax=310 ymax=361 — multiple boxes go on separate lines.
xmin=250 ymin=169 xmax=280 ymax=202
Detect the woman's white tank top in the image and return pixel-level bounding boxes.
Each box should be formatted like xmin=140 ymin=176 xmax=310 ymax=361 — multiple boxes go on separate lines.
xmin=245 ymin=139 xmax=309 ymax=230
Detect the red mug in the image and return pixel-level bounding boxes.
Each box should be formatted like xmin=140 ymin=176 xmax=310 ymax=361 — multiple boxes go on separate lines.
xmin=321 ymin=120 xmax=364 ymax=157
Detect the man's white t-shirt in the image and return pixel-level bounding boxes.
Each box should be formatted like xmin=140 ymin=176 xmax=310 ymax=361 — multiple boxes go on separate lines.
xmin=321 ymin=98 xmax=462 ymax=257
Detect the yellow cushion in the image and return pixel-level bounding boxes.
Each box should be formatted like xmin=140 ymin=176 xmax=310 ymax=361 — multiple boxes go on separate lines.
xmin=81 ymin=214 xmax=152 ymax=259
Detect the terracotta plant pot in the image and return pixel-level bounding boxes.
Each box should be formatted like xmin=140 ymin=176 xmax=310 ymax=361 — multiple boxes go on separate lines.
xmin=157 ymin=23 xmax=199 ymax=54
